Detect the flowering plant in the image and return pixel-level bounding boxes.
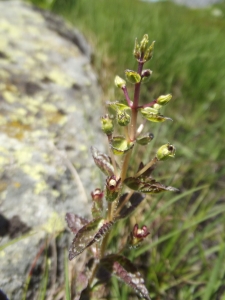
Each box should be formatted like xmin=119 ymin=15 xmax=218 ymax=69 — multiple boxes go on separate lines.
xmin=66 ymin=34 xmax=178 ymax=299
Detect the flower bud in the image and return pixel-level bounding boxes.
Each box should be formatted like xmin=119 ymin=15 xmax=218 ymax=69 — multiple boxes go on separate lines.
xmin=101 ymin=114 xmax=114 ymax=135
xmin=91 ymin=188 xmax=104 ymax=201
xmin=105 ymin=176 xmax=121 ymax=202
xmin=117 ymin=111 xmax=130 ymax=126
xmin=129 ymin=224 xmax=150 ymax=248
xmin=114 ymin=75 xmax=126 ymax=88
xmin=125 ymin=69 xmax=141 ymax=84
xmin=141 ymin=69 xmax=153 ymax=83
xmin=140 ymin=34 xmax=149 ymax=55
xmin=133 ymin=38 xmax=141 ymax=60
xmin=91 ymin=188 xmax=104 ymax=219
xmin=156 ymin=94 xmax=172 ymax=106
xmin=144 ymin=41 xmax=155 ymax=62
xmin=156 ymin=143 xmax=176 ymax=161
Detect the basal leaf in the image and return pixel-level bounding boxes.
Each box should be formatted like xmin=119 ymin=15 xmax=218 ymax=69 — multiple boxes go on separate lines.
xmin=116 ymin=192 xmax=145 ymax=220
xmin=69 ymin=218 xmax=114 ymax=260
xmin=65 ymin=213 xmax=88 ymax=235
xmin=91 ymin=147 xmax=114 ymax=176
xmin=100 ymin=254 xmax=150 ymax=300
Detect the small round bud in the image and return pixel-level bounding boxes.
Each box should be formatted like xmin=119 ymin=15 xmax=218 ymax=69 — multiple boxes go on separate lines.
xmin=156 ymin=94 xmax=172 ymax=106
xmin=141 ymin=69 xmax=153 ymax=83
xmin=117 ymin=111 xmax=130 ymax=127
xmin=156 ymin=143 xmax=176 ymax=161
xmin=101 ymin=114 xmax=114 ymax=135
xmin=114 ymin=75 xmax=126 ymax=88
xmin=91 ymin=188 xmax=104 ymax=201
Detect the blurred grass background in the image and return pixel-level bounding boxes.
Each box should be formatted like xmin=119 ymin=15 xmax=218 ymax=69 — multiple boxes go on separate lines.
xmin=28 ymin=0 xmax=225 ymax=298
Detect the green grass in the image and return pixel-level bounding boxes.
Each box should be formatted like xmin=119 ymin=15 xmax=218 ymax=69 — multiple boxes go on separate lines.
xmin=27 ymin=0 xmax=225 ymax=298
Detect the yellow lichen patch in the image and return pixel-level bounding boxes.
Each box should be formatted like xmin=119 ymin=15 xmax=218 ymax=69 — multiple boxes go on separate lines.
xmin=48 ymin=69 xmax=75 ymax=88
xmin=2 ymin=91 xmax=17 ymax=103
xmin=45 ymin=111 xmax=68 ymax=126
xmin=34 ymin=180 xmax=48 ymax=194
xmin=1 ymin=121 xmax=31 ymax=140
xmin=22 ymin=164 xmax=45 ymax=180
xmin=41 ymin=103 xmax=58 ymax=113
xmin=42 ymin=212 xmax=65 ymax=234
xmin=35 ymin=52 xmax=48 ymax=62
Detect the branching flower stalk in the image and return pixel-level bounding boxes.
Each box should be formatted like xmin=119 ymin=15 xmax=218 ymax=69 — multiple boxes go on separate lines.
xmin=66 ymin=34 xmax=178 ymax=300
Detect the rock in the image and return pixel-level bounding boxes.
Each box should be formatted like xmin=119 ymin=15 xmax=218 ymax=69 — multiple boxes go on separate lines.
xmin=0 ymin=1 xmax=104 ymax=298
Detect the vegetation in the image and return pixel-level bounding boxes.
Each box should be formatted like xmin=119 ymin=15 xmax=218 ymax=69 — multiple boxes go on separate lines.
xmin=27 ymin=0 xmax=225 ymax=299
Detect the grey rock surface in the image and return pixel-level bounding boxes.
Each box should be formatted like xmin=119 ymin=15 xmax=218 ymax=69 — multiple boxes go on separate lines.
xmin=0 ymin=1 xmax=104 ymax=298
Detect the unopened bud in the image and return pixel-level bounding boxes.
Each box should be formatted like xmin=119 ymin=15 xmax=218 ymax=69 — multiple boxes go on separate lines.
xmin=156 ymin=94 xmax=172 ymax=106
xmin=141 ymin=69 xmax=153 ymax=83
xmin=117 ymin=111 xmax=130 ymax=126
xmin=125 ymin=70 xmax=141 ymax=84
xmin=91 ymin=188 xmax=104 ymax=201
xmin=156 ymin=143 xmax=176 ymax=161
xmin=105 ymin=176 xmax=121 ymax=202
xmin=144 ymin=41 xmax=155 ymax=62
xmin=133 ymin=38 xmax=141 ymax=59
xmin=114 ymin=75 xmax=126 ymax=88
xmin=140 ymin=34 xmax=149 ymax=55
xmin=101 ymin=114 xmax=114 ymax=135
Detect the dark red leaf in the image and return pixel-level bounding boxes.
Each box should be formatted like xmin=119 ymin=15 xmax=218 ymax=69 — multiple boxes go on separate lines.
xmin=116 ymin=192 xmax=145 ymax=220
xmin=65 ymin=213 xmax=88 ymax=235
xmin=69 ymin=218 xmax=114 ymax=260
xmin=91 ymin=147 xmax=114 ymax=176
xmin=100 ymin=254 xmax=151 ymax=300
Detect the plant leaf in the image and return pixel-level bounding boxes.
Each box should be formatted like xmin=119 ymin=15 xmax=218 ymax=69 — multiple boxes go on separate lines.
xmin=69 ymin=218 xmax=114 ymax=260
xmin=116 ymin=192 xmax=145 ymax=220
xmin=100 ymin=254 xmax=150 ymax=300
xmin=65 ymin=213 xmax=88 ymax=235
xmin=91 ymin=146 xmax=114 ymax=176
xmin=124 ymin=177 xmax=179 ymax=194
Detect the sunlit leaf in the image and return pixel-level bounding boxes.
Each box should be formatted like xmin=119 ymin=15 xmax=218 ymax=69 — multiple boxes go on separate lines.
xmin=91 ymin=146 xmax=114 ymax=176
xmin=100 ymin=254 xmax=150 ymax=300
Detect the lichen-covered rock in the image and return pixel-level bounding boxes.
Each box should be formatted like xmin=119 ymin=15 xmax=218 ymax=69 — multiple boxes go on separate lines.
xmin=0 ymin=1 xmax=103 ymax=298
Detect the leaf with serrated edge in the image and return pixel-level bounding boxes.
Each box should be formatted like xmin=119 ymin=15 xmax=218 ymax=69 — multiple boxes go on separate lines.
xmin=124 ymin=177 xmax=178 ymax=194
xmin=65 ymin=213 xmax=88 ymax=235
xmin=69 ymin=218 xmax=114 ymax=260
xmin=116 ymin=192 xmax=145 ymax=220
xmin=91 ymin=147 xmax=114 ymax=176
xmin=100 ymin=254 xmax=151 ymax=300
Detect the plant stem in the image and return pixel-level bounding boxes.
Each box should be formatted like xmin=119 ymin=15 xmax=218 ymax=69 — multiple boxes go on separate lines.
xmin=134 ymin=156 xmax=158 ymax=177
